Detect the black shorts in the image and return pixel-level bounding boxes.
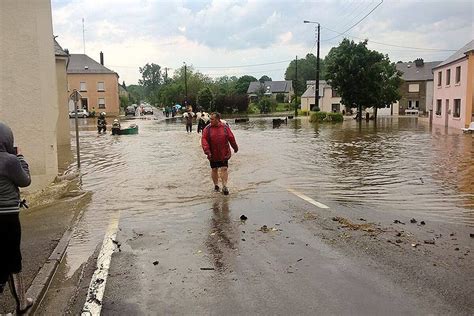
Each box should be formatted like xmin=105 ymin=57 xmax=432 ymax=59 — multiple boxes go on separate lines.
xmin=0 ymin=213 xmax=22 ymax=283
xmin=210 ymin=160 xmax=228 ymax=169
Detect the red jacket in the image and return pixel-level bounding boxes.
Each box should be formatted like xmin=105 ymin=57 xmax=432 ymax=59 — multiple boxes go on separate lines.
xmin=201 ymin=122 xmax=238 ymax=162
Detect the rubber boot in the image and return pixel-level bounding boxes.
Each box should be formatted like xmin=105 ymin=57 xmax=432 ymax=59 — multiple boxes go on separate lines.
xmin=8 ymin=273 xmax=33 ymax=314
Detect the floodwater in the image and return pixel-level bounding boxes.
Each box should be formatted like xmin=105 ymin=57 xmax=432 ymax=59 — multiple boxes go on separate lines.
xmin=60 ymin=113 xmax=473 ymax=278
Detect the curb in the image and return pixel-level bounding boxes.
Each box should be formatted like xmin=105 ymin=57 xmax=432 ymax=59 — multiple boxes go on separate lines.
xmin=26 ymin=228 xmax=73 ymax=314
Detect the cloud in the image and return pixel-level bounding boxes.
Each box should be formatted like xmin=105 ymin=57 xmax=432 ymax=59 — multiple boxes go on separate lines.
xmin=52 ymin=0 xmax=474 ymax=84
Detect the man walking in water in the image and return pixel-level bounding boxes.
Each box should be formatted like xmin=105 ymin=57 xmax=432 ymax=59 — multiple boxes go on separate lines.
xmin=201 ymin=112 xmax=238 ymax=195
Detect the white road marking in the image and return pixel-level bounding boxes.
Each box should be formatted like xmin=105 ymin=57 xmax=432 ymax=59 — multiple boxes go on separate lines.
xmin=81 ymin=213 xmax=120 ymax=316
xmin=287 ymin=188 xmax=330 ymax=209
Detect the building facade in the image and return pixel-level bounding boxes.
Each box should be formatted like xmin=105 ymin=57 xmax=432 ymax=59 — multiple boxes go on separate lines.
xmin=395 ymin=59 xmax=440 ymax=115
xmin=0 ymin=0 xmax=59 ymax=191
xmin=432 ymin=41 xmax=474 ymax=129
xmin=67 ymin=53 xmax=120 ymax=116
xmin=55 ymin=39 xmax=70 ymax=147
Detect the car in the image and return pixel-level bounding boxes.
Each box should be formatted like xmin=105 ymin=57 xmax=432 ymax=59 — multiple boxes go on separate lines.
xmin=125 ymin=106 xmax=136 ymax=116
xmin=69 ymin=109 xmax=89 ymax=118
xmin=143 ymin=106 xmax=153 ymax=115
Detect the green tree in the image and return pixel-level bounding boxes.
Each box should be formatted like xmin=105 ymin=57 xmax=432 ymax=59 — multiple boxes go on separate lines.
xmin=119 ymin=95 xmax=129 ymax=110
xmin=139 ymin=63 xmax=163 ymax=105
xmin=259 ymin=75 xmax=272 ymax=83
xmin=235 ymin=75 xmax=258 ymax=94
xmin=285 ymin=53 xmax=325 ymax=96
xmin=325 ymin=39 xmax=401 ymax=120
xmin=197 ymin=87 xmax=214 ymax=111
xmin=127 ymin=84 xmax=145 ymax=105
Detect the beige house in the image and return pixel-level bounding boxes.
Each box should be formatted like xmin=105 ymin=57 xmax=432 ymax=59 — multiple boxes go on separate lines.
xmin=55 ymin=39 xmax=70 ymax=147
xmin=0 ymin=0 xmax=59 ymax=191
xmin=301 ymin=80 xmax=344 ymax=112
xmin=67 ymin=53 xmax=120 ymax=116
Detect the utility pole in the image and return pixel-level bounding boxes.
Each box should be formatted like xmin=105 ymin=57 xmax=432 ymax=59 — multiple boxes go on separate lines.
xmin=316 ymin=23 xmax=320 ymax=112
xmin=294 ymin=55 xmax=298 ymax=117
xmin=303 ymin=20 xmax=320 ymax=111
xmin=183 ymin=62 xmax=188 ymax=107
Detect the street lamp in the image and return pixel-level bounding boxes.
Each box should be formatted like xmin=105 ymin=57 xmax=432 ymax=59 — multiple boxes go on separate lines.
xmin=304 ymin=20 xmax=320 ymax=112
xmin=183 ymin=62 xmax=188 ymax=108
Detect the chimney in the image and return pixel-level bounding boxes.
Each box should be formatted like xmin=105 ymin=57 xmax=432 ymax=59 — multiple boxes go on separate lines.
xmin=100 ymin=51 xmax=104 ymax=65
xmin=414 ymin=58 xmax=424 ymax=67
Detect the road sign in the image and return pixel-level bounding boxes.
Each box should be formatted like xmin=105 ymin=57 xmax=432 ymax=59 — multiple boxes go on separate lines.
xmin=70 ymin=90 xmax=82 ymax=103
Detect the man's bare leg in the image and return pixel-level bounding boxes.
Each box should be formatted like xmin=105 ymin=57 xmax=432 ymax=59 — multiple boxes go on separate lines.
xmin=220 ymin=167 xmax=229 ymax=195
xmin=212 ymin=168 xmax=219 ymax=191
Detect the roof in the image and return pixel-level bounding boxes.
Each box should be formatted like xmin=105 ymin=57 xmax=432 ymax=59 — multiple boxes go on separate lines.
xmin=395 ymin=61 xmax=441 ymax=81
xmin=301 ymin=80 xmax=330 ymax=98
xmin=67 ymin=54 xmax=117 ymax=75
xmin=247 ymin=81 xmax=293 ymax=94
xmin=434 ymin=40 xmax=474 ymax=69
xmin=54 ymin=38 xmax=68 ymax=57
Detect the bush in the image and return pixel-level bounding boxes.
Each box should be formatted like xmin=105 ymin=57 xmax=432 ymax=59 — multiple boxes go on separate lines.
xmin=213 ymin=94 xmax=249 ymax=114
xmin=309 ymin=111 xmax=343 ymax=123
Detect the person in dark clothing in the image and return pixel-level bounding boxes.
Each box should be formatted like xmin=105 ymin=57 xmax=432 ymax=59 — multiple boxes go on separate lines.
xmin=97 ymin=112 xmax=107 ymax=134
xmin=184 ymin=109 xmax=195 ymax=133
xmin=201 ymin=112 xmax=238 ymax=195
xmin=0 ymin=122 xmax=33 ymax=314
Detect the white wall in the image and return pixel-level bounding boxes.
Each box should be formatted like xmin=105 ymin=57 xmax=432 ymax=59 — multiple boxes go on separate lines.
xmin=0 ymin=0 xmax=59 ymax=191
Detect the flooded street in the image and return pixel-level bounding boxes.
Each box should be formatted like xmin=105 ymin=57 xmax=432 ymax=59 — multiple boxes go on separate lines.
xmin=36 ymin=113 xmax=473 ymax=314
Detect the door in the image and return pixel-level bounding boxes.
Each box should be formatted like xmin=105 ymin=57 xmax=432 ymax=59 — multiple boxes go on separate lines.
xmin=81 ymin=98 xmax=89 ymax=111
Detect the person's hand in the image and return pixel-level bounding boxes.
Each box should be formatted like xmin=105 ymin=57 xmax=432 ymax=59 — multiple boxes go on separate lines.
xmin=15 ymin=147 xmax=22 ymax=156
xmin=234 ymin=149 xmax=238 ymax=154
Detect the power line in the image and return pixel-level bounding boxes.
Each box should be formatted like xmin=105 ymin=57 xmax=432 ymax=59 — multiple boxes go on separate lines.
xmin=320 ymin=25 xmax=457 ymax=51
xmin=322 ymin=0 xmax=384 ymax=42
xmin=194 ymin=59 xmax=292 ymax=69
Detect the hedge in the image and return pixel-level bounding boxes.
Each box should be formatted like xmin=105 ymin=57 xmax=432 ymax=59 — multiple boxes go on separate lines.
xmin=309 ymin=111 xmax=344 ymax=123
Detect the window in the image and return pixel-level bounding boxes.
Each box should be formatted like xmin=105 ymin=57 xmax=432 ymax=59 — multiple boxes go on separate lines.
xmin=455 ymin=66 xmax=461 ymax=84
xmin=98 ymin=98 xmax=105 ymax=109
xmin=446 ymin=99 xmax=449 ymax=115
xmin=408 ymin=84 xmax=419 ymax=92
xmin=80 ymin=82 xmax=87 ymax=91
xmin=446 ymin=69 xmax=451 ymax=85
xmin=408 ymin=100 xmax=419 ymax=109
xmin=331 ymin=89 xmax=339 ymax=97
xmin=437 ymin=72 xmax=442 ymax=86
xmin=453 ymin=99 xmax=461 ymax=118
xmin=436 ymin=99 xmax=442 ymax=115
xmin=97 ymin=82 xmax=105 ymax=91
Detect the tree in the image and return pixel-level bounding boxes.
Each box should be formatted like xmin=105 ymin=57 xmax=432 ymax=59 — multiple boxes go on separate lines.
xmin=325 ymin=39 xmax=401 ymax=120
xmin=119 ymin=95 xmax=129 ymax=110
xmin=139 ymin=63 xmax=163 ymax=105
xmin=284 ymin=53 xmax=325 ymax=96
xmin=259 ymin=75 xmax=272 ymax=83
xmin=197 ymin=87 xmax=214 ymax=111
xmin=127 ymin=84 xmax=145 ymax=105
xmin=235 ymin=75 xmax=257 ymax=94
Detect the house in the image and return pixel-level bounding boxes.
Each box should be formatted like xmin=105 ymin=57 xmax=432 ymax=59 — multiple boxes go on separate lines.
xmin=247 ymin=81 xmax=294 ymax=102
xmin=0 ymin=0 xmax=59 ymax=190
xmin=432 ymin=40 xmax=474 ymax=129
xmin=395 ymin=59 xmax=441 ymax=116
xmin=301 ymin=80 xmax=341 ymax=112
xmin=67 ymin=52 xmax=120 ymax=116
xmin=55 ymin=39 xmax=70 ymax=147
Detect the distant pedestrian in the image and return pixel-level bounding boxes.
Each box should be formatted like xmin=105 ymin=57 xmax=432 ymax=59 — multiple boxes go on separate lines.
xmin=201 ymin=112 xmax=238 ymax=195
xmin=197 ymin=111 xmax=210 ymax=133
xmin=0 ymin=122 xmax=34 ymax=314
xmin=184 ymin=108 xmax=195 ymax=133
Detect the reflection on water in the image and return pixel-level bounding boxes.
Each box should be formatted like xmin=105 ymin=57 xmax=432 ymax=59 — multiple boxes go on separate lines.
xmin=61 ymin=114 xmax=473 ymax=277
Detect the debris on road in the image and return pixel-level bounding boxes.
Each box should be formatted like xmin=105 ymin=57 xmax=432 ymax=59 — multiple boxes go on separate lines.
xmin=424 ymin=240 xmax=435 ymax=245
xmin=297 ymin=258 xmax=303 ymax=262
xmin=410 ymin=218 xmax=417 ymax=224
xmin=394 ymin=220 xmax=405 ymax=225
xmin=200 ymin=267 xmax=215 ymax=271
xmin=470 ymin=233 xmax=474 ymax=238
xmin=411 ymin=243 xmax=419 ymax=248
xmin=259 ymin=225 xmax=278 ymax=233
xmin=153 ymin=261 xmax=159 ymax=265
xmin=240 ymin=214 xmax=248 ymax=221
xmin=331 ymin=216 xmax=378 ymax=233
xmin=420 ymin=221 xmax=426 ymax=225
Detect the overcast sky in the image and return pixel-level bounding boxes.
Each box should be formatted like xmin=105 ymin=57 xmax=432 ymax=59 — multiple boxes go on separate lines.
xmin=51 ymin=0 xmax=473 ymax=85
